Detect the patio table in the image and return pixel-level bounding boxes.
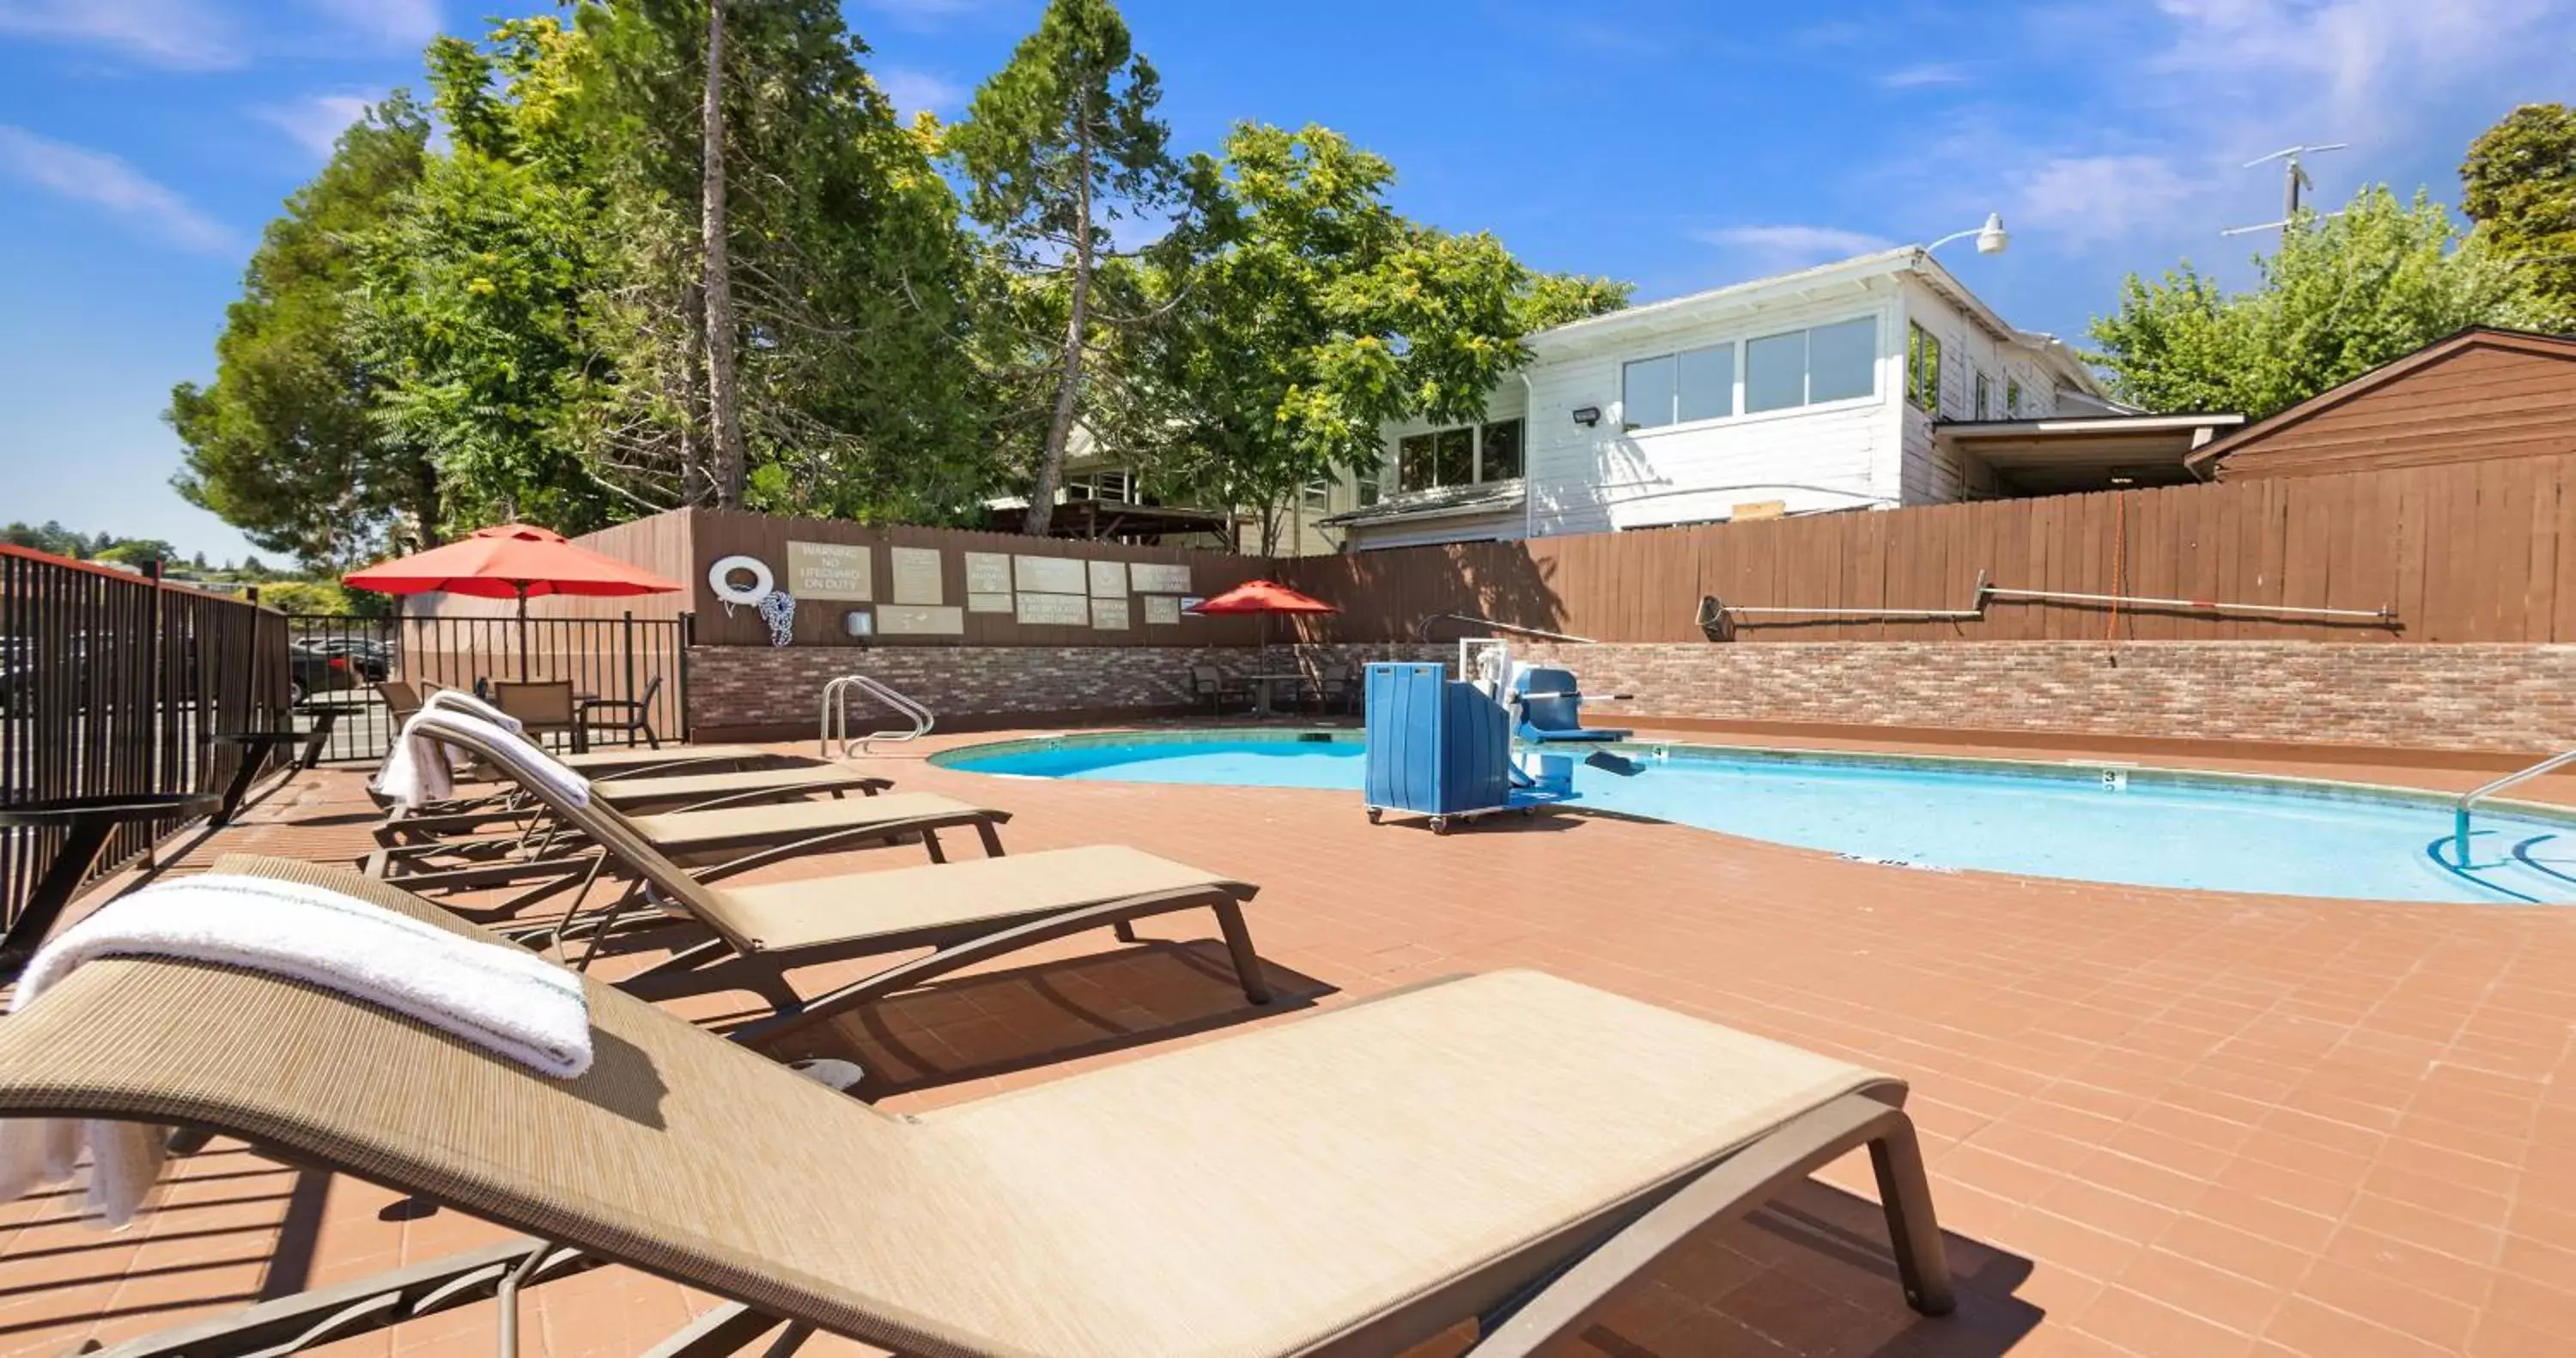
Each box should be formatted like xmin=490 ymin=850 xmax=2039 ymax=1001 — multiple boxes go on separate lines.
xmin=1242 ymin=672 xmax=1308 ymax=718
xmin=0 ymin=792 xmax=219 ymax=979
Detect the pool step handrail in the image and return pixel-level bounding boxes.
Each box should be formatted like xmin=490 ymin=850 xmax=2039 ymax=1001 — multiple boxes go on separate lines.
xmin=2451 ymin=748 xmax=2576 ymax=866
xmin=819 ymin=674 xmax=934 ymax=758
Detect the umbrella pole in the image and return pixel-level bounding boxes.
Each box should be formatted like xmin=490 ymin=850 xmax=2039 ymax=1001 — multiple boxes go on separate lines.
xmin=516 ymin=585 xmax=530 ymax=683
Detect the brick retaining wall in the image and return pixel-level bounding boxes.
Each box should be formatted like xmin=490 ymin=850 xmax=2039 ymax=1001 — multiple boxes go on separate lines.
xmin=691 ymin=639 xmax=2576 ymax=755
xmin=687 ymin=642 xmax=1439 ymax=737
xmin=1512 ymin=641 xmax=2576 ymax=754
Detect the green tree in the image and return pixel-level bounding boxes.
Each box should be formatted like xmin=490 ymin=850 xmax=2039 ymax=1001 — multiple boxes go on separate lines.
xmin=556 ymin=1 xmax=995 ymax=521
xmin=1 ymin=521 xmax=92 ymax=557
xmin=1106 ymin=124 xmax=1626 ymax=552
xmin=93 ymin=539 xmax=182 ymax=568
xmin=2088 ymin=185 xmax=2549 ymax=418
xmin=945 ymin=0 xmax=1188 ymax=536
xmin=2463 ymin=102 xmax=2576 ymax=324
xmin=168 ymin=94 xmax=437 ymax=567
xmin=352 ymin=28 xmax=611 ymax=532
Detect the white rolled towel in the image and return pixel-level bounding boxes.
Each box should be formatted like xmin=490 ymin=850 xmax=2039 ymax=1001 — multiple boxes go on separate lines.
xmin=0 ymin=872 xmax=592 ymax=1226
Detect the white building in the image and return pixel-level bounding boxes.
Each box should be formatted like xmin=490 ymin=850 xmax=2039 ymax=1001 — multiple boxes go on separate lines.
xmin=1320 ymin=247 xmax=2239 ymax=552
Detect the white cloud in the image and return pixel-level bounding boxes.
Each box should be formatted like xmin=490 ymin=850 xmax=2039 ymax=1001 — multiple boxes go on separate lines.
xmin=1692 ymin=224 xmax=1895 ymax=274
xmin=876 ymin=69 xmax=964 ymax=118
xmin=255 ymin=94 xmax=378 ymax=161
xmin=296 ymin=0 xmax=440 ymax=50
xmin=0 ymin=0 xmax=239 ymax=70
xmin=1879 ymin=63 xmax=1970 ymax=88
xmin=0 ymin=127 xmax=234 ymax=254
xmin=2011 ymin=154 xmax=2219 ymax=246
xmin=1856 ymin=0 xmax=2576 ymax=258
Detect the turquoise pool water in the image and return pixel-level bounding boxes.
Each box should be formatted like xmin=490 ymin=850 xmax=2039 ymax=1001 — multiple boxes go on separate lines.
xmin=937 ymin=733 xmax=2576 ymax=905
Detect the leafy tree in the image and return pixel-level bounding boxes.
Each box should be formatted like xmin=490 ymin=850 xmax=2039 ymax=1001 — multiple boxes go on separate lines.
xmin=946 ymin=0 xmax=1188 ymax=536
xmin=168 ymin=94 xmax=437 ymax=567
xmin=2463 ymin=103 xmax=2576 ymax=324
xmin=1105 ymin=124 xmax=1626 ymax=552
xmin=94 ymin=539 xmax=183 ymax=568
xmin=352 ymin=28 xmax=611 ymax=532
xmin=1 ymin=520 xmax=93 ymax=557
xmin=2088 ymin=185 xmax=2549 ymax=418
xmin=557 ymin=0 xmax=994 ymax=520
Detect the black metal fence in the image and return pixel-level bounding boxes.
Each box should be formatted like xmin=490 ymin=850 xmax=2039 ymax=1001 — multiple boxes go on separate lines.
xmin=285 ymin=611 xmax=689 ymax=762
xmin=1 ymin=549 xmax=289 ymax=932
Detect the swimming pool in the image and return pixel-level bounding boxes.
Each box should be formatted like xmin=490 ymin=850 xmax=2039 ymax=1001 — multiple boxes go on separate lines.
xmin=935 ymin=731 xmax=2576 ymax=906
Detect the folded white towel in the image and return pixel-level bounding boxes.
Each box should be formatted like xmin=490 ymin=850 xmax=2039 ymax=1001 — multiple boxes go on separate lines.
xmin=0 ymin=872 xmax=593 ymax=1226
xmin=372 ymin=708 xmax=459 ymax=808
xmin=416 ymin=711 xmax=592 ymax=809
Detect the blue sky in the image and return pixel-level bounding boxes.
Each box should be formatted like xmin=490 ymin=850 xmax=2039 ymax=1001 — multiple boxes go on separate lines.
xmin=3 ymin=0 xmax=2571 ymax=562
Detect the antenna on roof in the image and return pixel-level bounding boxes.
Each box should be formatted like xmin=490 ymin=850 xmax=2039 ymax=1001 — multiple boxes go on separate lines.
xmin=2221 ymin=143 xmax=2348 ymax=237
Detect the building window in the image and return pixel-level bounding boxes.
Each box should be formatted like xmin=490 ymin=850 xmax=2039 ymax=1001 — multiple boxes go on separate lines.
xmin=1394 ymin=417 xmax=1524 ymax=490
xmin=1973 ymin=370 xmax=1991 ymax=419
xmin=1303 ymin=482 xmax=1332 ymax=512
xmin=1066 ymin=470 xmax=1134 ymax=502
xmin=1479 ymin=418 xmax=1523 ymax=480
xmin=2006 ymin=379 xmax=2022 ymax=415
xmin=1358 ymin=478 xmax=1381 ymax=506
xmin=1622 ymin=344 xmax=1735 ymax=429
xmin=1744 ymin=316 xmax=1876 ymax=414
xmin=1906 ymin=323 xmax=1942 ymax=412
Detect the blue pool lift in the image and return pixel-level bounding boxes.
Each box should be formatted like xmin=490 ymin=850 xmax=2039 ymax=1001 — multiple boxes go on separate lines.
xmin=1362 ymin=640 xmax=1625 ymax=834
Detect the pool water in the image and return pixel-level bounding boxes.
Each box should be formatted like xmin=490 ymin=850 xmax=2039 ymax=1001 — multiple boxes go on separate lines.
xmin=939 ymin=735 xmax=2576 ymax=906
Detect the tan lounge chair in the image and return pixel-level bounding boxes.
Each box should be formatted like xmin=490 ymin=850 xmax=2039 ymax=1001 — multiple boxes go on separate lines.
xmin=338 ymin=751 xmax=1267 ymax=1032
xmin=0 ymin=862 xmax=1952 ymax=1358
xmin=379 ymin=761 xmax=895 ymax=843
xmin=367 ymin=719 xmax=1005 ymax=902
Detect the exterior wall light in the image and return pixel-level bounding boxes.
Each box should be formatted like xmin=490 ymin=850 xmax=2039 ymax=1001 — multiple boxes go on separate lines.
xmin=1571 ymin=405 xmax=1601 ymax=427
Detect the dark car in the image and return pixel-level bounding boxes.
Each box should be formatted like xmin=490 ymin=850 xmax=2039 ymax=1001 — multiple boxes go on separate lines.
xmin=288 ymin=641 xmax=357 ymax=706
xmin=304 ymin=636 xmax=392 ymax=682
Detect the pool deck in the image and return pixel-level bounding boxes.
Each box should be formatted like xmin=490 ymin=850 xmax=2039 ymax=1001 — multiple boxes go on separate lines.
xmin=8 ymin=724 xmax=2576 ymax=1356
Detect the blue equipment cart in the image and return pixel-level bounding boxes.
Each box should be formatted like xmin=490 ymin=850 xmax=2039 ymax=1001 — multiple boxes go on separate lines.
xmin=1363 ymin=662 xmax=1557 ymax=834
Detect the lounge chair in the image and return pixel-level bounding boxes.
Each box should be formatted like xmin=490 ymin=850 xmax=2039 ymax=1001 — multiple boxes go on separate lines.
xmin=377 ymin=761 xmax=895 ymax=843
xmin=365 ymin=718 xmax=1009 ymax=903
xmin=0 ymin=861 xmax=1951 ymax=1358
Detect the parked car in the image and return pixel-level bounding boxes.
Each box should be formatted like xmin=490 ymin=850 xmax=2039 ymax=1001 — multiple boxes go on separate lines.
xmin=303 ymin=636 xmax=392 ymax=682
xmin=288 ymin=642 xmax=357 ymax=706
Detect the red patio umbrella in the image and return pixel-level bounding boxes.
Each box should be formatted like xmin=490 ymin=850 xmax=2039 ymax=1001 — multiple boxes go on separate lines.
xmin=343 ymin=524 xmax=683 ymax=680
xmin=1185 ymin=579 xmax=1340 ymax=652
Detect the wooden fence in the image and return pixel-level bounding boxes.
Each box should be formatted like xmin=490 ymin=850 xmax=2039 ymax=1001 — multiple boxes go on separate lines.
xmin=430 ymin=508 xmax=1284 ymax=649
xmin=1284 ymin=454 xmax=2576 ymax=646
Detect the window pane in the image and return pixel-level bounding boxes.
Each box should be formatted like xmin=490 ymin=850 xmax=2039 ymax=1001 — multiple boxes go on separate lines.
xmin=1622 ymin=355 xmax=1674 ymax=430
xmin=1434 ymin=427 xmax=1474 ymax=485
xmin=1906 ymin=324 xmax=1941 ymax=410
xmin=1745 ymin=330 xmax=1807 ymax=412
xmin=1478 ymin=419 xmax=1523 ymax=481
xmin=1398 ymin=433 xmax=1435 ymax=492
xmin=2007 ymin=379 xmax=2021 ymax=415
xmin=1675 ymin=345 xmax=1735 ymax=422
xmin=1807 ymin=317 xmax=1876 ymax=403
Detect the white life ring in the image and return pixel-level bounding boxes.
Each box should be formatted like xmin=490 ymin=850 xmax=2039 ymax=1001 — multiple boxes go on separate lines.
xmin=708 ymin=555 xmax=774 ymax=609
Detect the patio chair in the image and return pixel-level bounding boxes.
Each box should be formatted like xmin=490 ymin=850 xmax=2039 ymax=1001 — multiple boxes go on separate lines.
xmin=1309 ymin=660 xmax=1358 ymax=715
xmin=0 ymin=862 xmax=1950 ymax=1358
xmin=380 ymin=761 xmax=894 ymax=841
xmin=1188 ymin=664 xmax=1250 ymax=715
xmin=375 ymin=678 xmax=422 ymax=724
xmin=491 ymin=680 xmax=587 ymax=754
xmin=579 ymin=674 xmax=664 ymax=749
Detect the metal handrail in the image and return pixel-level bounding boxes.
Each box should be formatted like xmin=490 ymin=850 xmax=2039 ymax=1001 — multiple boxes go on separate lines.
xmin=1413 ymin=613 xmax=1596 ymax=645
xmin=2452 ymin=748 xmax=2576 ymax=864
xmin=820 ymin=674 xmax=935 ymax=757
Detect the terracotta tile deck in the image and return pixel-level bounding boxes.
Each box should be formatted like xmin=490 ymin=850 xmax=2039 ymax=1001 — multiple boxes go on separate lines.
xmin=8 ymin=725 xmax=2576 ymax=1356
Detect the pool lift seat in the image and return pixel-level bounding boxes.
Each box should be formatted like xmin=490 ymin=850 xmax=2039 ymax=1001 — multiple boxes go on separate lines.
xmin=1510 ymin=665 xmax=1633 ymax=747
